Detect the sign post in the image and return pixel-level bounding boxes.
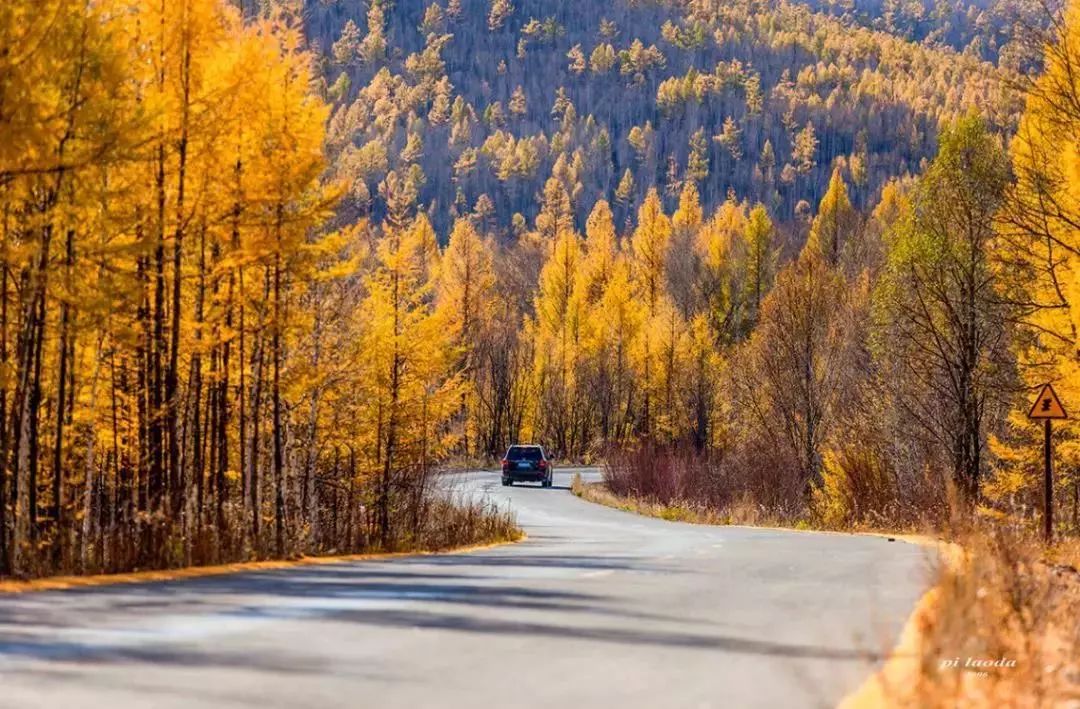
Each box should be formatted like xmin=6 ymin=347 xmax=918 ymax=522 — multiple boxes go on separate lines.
xmin=1027 ymin=383 xmax=1067 ymax=543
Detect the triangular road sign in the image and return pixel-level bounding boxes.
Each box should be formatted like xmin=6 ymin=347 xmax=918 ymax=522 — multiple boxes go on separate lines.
xmin=1028 ymin=383 xmax=1068 ymax=420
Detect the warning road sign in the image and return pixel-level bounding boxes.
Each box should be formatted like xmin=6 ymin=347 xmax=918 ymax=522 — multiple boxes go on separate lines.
xmin=1028 ymin=383 xmax=1068 ymax=420
xmin=1028 ymin=383 xmax=1067 ymax=542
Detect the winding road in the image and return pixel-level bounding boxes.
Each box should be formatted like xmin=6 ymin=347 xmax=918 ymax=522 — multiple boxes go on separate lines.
xmin=0 ymin=468 xmax=930 ymax=708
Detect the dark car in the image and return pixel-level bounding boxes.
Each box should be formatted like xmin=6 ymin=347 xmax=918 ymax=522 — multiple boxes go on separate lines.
xmin=501 ymin=445 xmax=553 ymax=487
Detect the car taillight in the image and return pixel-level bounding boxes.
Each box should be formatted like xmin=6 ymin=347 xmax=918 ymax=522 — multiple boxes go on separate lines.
xmin=538 ymin=460 xmax=547 ymax=469
xmin=501 ymin=459 xmax=508 ymax=469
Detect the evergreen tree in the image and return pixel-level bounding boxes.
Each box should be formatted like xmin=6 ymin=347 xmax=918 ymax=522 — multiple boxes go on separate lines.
xmin=803 ymin=168 xmax=858 ymax=266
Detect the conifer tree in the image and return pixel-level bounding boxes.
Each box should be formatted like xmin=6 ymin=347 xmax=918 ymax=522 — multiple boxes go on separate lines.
xmin=438 ymin=219 xmax=496 ymax=454
xmin=742 ymin=204 xmax=777 ymax=330
xmin=803 ymin=168 xmax=858 ymax=266
xmin=670 ymin=182 xmax=704 ymax=317
xmin=630 ymin=189 xmax=672 ymax=435
xmin=592 ymin=258 xmax=644 ymax=440
xmin=579 ymin=201 xmax=619 ymax=303
xmin=533 ymin=231 xmax=584 ymax=452
xmin=488 ymin=0 xmax=513 ymax=31
xmin=361 ymin=216 xmax=457 ymax=546
xmin=994 ymin=0 xmax=1080 ymax=518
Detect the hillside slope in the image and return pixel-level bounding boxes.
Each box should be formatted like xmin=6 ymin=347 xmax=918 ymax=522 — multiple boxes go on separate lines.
xmin=303 ymin=0 xmax=1024 ymax=239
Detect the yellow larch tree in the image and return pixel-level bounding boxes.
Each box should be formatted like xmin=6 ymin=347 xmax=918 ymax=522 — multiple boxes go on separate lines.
xmin=1 ymin=0 xmax=502 ymax=579
xmin=438 ymin=218 xmax=497 ymax=456
xmin=531 ymin=229 xmax=585 ymax=454
xmin=575 ymin=201 xmax=627 ymax=446
xmin=670 ymin=182 xmax=704 ymax=317
xmin=993 ymin=0 xmax=1080 ymax=520
xmin=359 ymin=215 xmax=459 ymax=548
xmin=577 ymin=200 xmax=619 ymax=303
xmin=592 ymin=257 xmax=644 ymax=441
xmin=0 ymin=0 xmax=140 ymax=573
xmin=645 ymin=295 xmax=689 ymax=440
xmin=246 ymin=16 xmax=335 ymax=556
xmin=630 ymin=188 xmax=673 ymax=436
xmin=741 ymin=204 xmax=777 ymax=332
xmin=684 ymin=314 xmax=725 ymax=450
xmin=697 ymin=197 xmax=747 ymax=344
xmin=802 ymin=167 xmax=858 ymax=267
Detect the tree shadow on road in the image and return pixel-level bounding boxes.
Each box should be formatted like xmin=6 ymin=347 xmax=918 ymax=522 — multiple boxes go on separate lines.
xmin=0 ymin=553 xmax=698 ymax=669
xmin=0 ymin=547 xmax=894 ymax=709
xmin=318 ymin=606 xmax=884 ymax=662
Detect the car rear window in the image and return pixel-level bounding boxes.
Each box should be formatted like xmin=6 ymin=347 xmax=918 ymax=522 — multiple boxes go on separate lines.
xmin=507 ymin=446 xmax=542 ymax=461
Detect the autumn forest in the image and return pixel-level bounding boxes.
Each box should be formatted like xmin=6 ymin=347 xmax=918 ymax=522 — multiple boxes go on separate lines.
xmin=2 ymin=0 xmax=1080 ymax=580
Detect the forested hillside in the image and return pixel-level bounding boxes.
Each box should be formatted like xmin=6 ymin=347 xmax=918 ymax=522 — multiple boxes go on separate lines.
xmin=306 ymin=0 xmax=1026 ymax=240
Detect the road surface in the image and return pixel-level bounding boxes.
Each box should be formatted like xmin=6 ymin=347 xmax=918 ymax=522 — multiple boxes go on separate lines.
xmin=0 ymin=468 xmax=930 ymax=708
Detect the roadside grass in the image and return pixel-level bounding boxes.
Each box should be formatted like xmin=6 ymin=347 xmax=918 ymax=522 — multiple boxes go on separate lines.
xmin=569 ymin=473 xmax=910 ymax=534
xmin=597 ymin=441 xmax=939 ymax=534
xmin=0 ymin=493 xmax=523 ymax=593
xmin=569 ymin=474 xmax=786 ymax=527
xmin=845 ymin=528 xmax=1080 ymax=708
xmin=404 ymin=493 xmax=523 ymax=553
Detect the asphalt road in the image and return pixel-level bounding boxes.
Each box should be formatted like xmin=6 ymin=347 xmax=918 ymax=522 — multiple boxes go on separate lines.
xmin=0 ymin=468 xmax=930 ymax=709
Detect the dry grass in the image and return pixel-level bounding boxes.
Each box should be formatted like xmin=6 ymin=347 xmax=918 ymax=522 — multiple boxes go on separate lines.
xmin=0 ymin=540 xmax=518 ymax=595
xmin=571 ymin=474 xmax=806 ymax=528
xmin=572 ymin=475 xmax=726 ymax=523
xmin=1 ymin=493 xmax=522 ymax=593
xmin=845 ymin=528 xmax=1080 ymax=708
xmin=598 ymin=441 xmax=940 ymax=533
xmin=600 ymin=442 xmax=814 ymax=525
xmin=398 ymin=492 xmax=523 ymax=552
